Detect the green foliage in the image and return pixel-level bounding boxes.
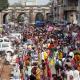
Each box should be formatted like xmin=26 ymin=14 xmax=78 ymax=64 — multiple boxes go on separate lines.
xmin=17 ymin=15 xmax=24 ymax=22
xmin=0 ymin=0 xmax=9 ymax=12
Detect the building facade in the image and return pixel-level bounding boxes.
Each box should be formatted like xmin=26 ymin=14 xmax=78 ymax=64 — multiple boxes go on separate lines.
xmin=51 ymin=0 xmax=80 ymax=25
xmin=0 ymin=5 xmax=51 ymax=25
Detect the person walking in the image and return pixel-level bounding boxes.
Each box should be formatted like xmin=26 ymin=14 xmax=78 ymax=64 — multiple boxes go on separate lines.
xmin=30 ymin=67 xmax=36 ymax=80
xmin=73 ymin=66 xmax=80 ymax=80
xmin=36 ymin=66 xmax=41 ymax=80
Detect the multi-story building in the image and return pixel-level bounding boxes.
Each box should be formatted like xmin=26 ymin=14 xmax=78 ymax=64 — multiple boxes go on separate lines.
xmin=51 ymin=0 xmax=80 ymax=25
xmin=51 ymin=0 xmax=64 ymax=22
xmin=63 ymin=0 xmax=78 ymax=24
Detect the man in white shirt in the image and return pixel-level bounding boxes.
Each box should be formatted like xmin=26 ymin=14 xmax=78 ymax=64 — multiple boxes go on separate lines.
xmin=41 ymin=51 xmax=44 ymax=60
xmin=65 ymin=65 xmax=74 ymax=80
xmin=73 ymin=67 xmax=80 ymax=80
xmin=66 ymin=70 xmax=74 ymax=80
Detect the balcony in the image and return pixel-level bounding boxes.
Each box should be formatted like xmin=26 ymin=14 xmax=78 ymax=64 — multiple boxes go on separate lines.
xmin=64 ymin=6 xmax=77 ymax=11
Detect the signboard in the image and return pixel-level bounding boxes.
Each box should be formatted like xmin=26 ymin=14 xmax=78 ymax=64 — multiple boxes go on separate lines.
xmin=35 ymin=20 xmax=45 ymax=27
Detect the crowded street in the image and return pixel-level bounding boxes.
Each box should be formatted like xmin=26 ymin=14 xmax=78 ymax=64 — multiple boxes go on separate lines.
xmin=0 ymin=22 xmax=80 ymax=80
xmin=0 ymin=0 xmax=80 ymax=80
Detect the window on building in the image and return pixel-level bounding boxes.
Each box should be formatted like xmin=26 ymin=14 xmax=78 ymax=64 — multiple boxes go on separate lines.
xmin=68 ymin=0 xmax=78 ymax=6
xmin=57 ymin=0 xmax=63 ymax=5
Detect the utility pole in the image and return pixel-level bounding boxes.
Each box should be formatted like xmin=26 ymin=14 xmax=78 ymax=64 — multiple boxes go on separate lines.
xmin=50 ymin=0 xmax=58 ymax=23
xmin=24 ymin=0 xmax=26 ymax=6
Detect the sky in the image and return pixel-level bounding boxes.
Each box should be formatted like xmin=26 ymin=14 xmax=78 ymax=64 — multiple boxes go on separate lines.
xmin=8 ymin=0 xmax=50 ymax=5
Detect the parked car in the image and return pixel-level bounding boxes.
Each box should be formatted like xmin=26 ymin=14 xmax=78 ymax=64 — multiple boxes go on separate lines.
xmin=0 ymin=37 xmax=10 ymax=43
xmin=0 ymin=42 xmax=14 ymax=54
xmin=0 ymin=37 xmax=15 ymax=55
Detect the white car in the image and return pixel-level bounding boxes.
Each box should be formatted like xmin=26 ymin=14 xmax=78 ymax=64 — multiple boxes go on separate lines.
xmin=0 ymin=42 xmax=14 ymax=54
xmin=0 ymin=37 xmax=14 ymax=54
xmin=0 ymin=37 xmax=10 ymax=43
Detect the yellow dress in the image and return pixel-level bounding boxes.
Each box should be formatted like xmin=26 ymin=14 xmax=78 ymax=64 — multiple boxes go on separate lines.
xmin=44 ymin=51 xmax=48 ymax=60
xmin=58 ymin=52 xmax=63 ymax=60
xmin=36 ymin=67 xmax=41 ymax=80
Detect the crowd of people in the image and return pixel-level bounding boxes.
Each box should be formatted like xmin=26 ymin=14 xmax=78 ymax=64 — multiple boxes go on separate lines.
xmin=1 ymin=23 xmax=80 ymax=80
xmin=15 ymin=23 xmax=80 ymax=80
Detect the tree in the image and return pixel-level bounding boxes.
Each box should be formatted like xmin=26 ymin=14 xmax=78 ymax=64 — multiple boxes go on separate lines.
xmin=0 ymin=0 xmax=9 ymax=12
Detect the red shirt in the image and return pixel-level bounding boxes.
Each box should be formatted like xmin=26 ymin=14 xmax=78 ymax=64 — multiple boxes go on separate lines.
xmin=16 ymin=57 xmax=20 ymax=63
xmin=47 ymin=66 xmax=51 ymax=78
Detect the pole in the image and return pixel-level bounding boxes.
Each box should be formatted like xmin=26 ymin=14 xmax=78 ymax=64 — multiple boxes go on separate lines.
xmin=0 ymin=12 xmax=2 ymax=25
